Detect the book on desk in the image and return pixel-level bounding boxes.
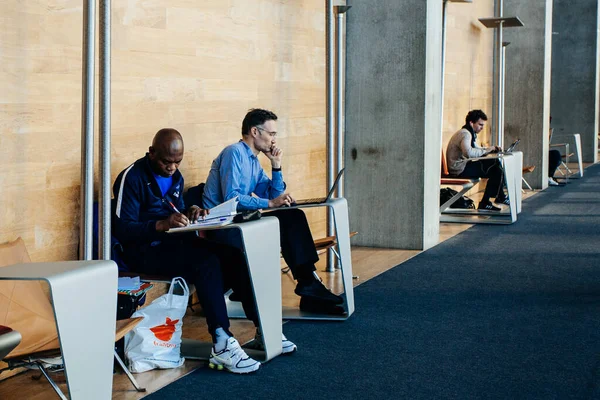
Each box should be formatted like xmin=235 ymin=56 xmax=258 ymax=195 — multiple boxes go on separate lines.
xmin=168 ymin=197 xmax=238 ymax=233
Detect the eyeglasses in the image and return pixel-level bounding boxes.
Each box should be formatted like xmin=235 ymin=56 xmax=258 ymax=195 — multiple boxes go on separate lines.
xmin=256 ymin=126 xmax=277 ymax=138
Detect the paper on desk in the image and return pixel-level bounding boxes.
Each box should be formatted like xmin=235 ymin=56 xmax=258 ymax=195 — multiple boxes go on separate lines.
xmin=200 ymin=196 xmax=238 ymax=221
xmin=118 ymin=276 xmax=141 ymax=291
xmin=192 ymin=215 xmax=234 ymax=227
xmin=167 ymin=197 xmax=238 ymax=233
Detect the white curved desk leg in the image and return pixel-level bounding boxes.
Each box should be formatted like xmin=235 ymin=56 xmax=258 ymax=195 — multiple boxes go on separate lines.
xmin=0 ymin=260 xmax=117 ymax=400
xmin=574 ymin=133 xmax=583 ymax=178
xmin=512 ymin=151 xmax=523 ymax=214
xmin=237 ymin=217 xmax=283 ymax=361
xmin=328 ymin=198 xmax=355 ymax=316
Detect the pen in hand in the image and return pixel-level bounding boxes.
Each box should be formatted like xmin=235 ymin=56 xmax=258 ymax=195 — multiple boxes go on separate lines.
xmin=168 ymin=201 xmax=190 ymax=226
xmin=168 ymin=201 xmax=182 ymax=214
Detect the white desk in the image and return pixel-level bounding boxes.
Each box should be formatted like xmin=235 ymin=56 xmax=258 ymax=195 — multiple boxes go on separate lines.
xmin=0 ymin=260 xmax=118 ymax=400
xmin=440 ymin=153 xmax=519 ymax=224
xmin=225 ymin=197 xmax=355 ymax=321
xmin=176 ymin=217 xmax=283 ymax=362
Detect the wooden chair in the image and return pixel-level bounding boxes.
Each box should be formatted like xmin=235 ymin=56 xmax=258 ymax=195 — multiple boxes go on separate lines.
xmin=0 ymin=238 xmax=146 ymax=399
xmin=440 ymin=150 xmax=480 ymax=213
xmin=521 ymin=165 xmax=535 ymax=191
xmin=314 ymin=231 xmax=358 ymax=254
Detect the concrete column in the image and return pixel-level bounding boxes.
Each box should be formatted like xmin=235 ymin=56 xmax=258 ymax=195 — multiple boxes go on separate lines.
xmin=503 ymin=0 xmax=553 ymax=189
xmin=550 ymin=0 xmax=600 ymax=163
xmin=344 ymin=0 xmax=442 ymax=250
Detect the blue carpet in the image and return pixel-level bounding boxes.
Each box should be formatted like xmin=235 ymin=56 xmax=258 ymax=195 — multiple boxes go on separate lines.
xmin=147 ymin=165 xmax=600 ymax=400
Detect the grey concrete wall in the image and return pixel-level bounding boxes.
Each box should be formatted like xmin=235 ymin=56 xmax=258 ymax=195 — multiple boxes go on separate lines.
xmin=344 ymin=0 xmax=442 ymax=250
xmin=551 ymin=0 xmax=600 ymax=163
xmin=504 ymin=0 xmax=553 ymax=189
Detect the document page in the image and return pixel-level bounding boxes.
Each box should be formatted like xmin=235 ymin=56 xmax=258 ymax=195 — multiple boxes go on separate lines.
xmin=167 ymin=197 xmax=238 ymax=233
xmin=203 ymin=196 xmax=238 ymax=220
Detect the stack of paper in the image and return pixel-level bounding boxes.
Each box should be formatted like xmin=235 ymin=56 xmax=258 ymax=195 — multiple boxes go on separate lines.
xmin=191 ymin=197 xmax=238 ymax=224
xmin=203 ymin=197 xmax=238 ymax=220
xmin=168 ymin=197 xmax=239 ymax=232
xmin=192 ymin=215 xmax=234 ymax=227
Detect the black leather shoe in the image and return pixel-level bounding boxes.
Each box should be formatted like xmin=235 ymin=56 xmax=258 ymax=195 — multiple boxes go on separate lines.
xmin=299 ymin=297 xmax=346 ymax=316
xmin=478 ymin=201 xmax=501 ymax=211
xmin=494 ymin=197 xmax=510 ymax=206
xmin=295 ymin=280 xmax=344 ymax=304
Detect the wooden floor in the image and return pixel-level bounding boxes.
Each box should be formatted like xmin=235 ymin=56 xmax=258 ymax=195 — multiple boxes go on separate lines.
xmin=0 ymin=178 xmax=572 ymax=399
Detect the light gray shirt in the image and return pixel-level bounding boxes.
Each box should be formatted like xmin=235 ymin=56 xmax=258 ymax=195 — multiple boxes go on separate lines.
xmin=446 ymin=128 xmax=488 ymax=176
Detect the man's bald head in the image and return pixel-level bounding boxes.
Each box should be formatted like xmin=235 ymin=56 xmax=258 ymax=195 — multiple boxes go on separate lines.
xmin=148 ymin=128 xmax=184 ymax=177
xmin=152 ymin=128 xmax=184 ymax=154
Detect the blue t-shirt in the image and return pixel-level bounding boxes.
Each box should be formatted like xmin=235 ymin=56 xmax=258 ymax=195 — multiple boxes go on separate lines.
xmin=152 ymin=172 xmax=173 ymax=197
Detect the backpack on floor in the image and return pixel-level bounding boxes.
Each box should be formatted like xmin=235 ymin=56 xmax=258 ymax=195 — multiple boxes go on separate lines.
xmin=440 ymin=188 xmax=475 ymax=209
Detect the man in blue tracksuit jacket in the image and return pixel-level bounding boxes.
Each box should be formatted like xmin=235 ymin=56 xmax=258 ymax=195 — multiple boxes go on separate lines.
xmin=112 ymin=128 xmax=260 ymax=374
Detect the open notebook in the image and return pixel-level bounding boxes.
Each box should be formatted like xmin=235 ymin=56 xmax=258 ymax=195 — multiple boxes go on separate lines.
xmin=168 ymin=197 xmax=238 ymax=232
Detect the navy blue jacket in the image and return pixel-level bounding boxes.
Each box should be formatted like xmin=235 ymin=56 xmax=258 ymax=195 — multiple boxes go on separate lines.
xmin=112 ymin=154 xmax=186 ymax=248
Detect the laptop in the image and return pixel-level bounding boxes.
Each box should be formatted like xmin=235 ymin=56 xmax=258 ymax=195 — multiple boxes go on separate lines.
xmin=291 ymin=168 xmax=345 ymax=206
xmin=497 ymin=139 xmax=520 ymax=154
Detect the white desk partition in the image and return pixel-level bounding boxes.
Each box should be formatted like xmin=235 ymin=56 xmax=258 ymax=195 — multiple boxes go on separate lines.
xmin=440 ymin=153 xmax=519 ymax=224
xmin=225 ymin=197 xmax=355 ymax=321
xmin=574 ymin=133 xmax=584 ymax=178
xmin=0 ymin=260 xmax=118 ymax=400
xmin=511 ymin=151 xmax=523 ymax=213
xmin=179 ymin=217 xmax=283 ymax=362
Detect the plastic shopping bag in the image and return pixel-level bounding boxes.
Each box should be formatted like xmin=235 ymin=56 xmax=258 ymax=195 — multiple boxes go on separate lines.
xmin=124 ymin=277 xmax=189 ymax=373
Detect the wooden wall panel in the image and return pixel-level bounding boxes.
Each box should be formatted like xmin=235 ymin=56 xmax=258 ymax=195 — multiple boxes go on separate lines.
xmin=0 ymin=0 xmax=326 ymax=262
xmin=443 ymin=0 xmax=495 ymax=147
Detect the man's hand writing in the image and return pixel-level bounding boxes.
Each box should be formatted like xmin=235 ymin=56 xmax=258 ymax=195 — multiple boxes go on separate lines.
xmin=156 ymin=212 xmax=189 ymax=232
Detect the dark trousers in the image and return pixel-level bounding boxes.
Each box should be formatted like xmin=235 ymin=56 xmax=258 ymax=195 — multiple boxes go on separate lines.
xmin=210 ymin=208 xmax=319 ymax=282
xmin=458 ymin=158 xmax=505 ymax=202
xmin=205 ymin=208 xmax=319 ymax=323
xmin=549 ymin=149 xmax=562 ymax=177
xmin=263 ymin=208 xmax=319 ymax=281
xmin=124 ymin=235 xmax=259 ymax=338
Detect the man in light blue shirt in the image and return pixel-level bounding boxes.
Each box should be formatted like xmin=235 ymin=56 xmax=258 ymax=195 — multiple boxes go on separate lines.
xmin=203 ymin=109 xmax=345 ymax=318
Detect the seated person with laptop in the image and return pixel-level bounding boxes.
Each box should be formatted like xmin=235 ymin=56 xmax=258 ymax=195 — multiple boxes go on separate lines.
xmin=112 ymin=128 xmax=263 ymax=373
xmin=202 ymin=108 xmax=345 ymax=315
xmin=446 ymin=109 xmax=509 ymax=211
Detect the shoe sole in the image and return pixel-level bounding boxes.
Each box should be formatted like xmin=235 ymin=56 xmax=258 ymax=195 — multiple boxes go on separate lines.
xmin=295 ymin=290 xmax=344 ymax=305
xmin=208 ymin=359 xmax=260 ymax=374
xmin=243 ymin=339 xmax=298 ymax=355
xmin=282 ymin=345 xmax=297 ymax=355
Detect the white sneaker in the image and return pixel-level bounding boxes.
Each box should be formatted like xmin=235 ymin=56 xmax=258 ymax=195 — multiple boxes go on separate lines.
xmin=209 ymin=337 xmax=261 ymax=374
xmin=281 ymin=333 xmax=297 ymax=354
xmin=244 ymin=331 xmax=298 ymax=355
xmin=548 ymin=177 xmax=559 ymax=186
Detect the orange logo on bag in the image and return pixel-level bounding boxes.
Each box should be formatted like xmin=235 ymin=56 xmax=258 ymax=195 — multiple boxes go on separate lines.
xmin=149 ymin=317 xmax=179 ymax=342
